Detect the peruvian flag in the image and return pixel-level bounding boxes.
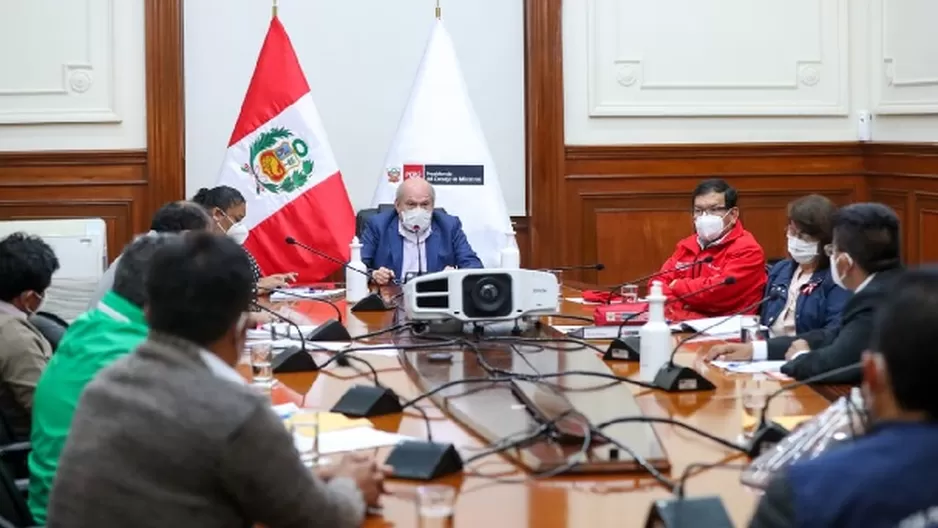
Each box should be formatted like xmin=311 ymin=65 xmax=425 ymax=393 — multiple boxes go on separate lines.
xmin=216 ymin=16 xmax=354 ymax=280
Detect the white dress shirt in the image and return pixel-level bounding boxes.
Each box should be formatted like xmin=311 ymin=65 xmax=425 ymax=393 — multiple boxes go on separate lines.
xmin=199 ymin=350 xmax=247 ymax=386
xmin=399 ymin=223 xmax=431 ymax=276
xmin=753 ymin=273 xmax=876 ymax=361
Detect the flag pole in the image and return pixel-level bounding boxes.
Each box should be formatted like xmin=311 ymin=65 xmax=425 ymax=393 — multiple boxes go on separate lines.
xmin=435 ymin=0 xmax=441 ymax=19
xmin=272 ymin=0 xmax=278 ymax=18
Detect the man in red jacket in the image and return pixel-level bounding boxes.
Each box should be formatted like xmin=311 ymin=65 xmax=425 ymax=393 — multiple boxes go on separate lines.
xmin=651 ymin=179 xmax=767 ymax=320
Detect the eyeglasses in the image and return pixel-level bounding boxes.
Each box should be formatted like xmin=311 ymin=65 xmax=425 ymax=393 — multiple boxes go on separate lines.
xmin=692 ymin=206 xmax=728 ymax=217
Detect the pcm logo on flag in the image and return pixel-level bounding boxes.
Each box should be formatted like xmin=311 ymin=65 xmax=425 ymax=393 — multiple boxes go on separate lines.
xmin=240 ymin=126 xmax=315 ymax=194
xmin=403 ymin=164 xmax=426 ymax=181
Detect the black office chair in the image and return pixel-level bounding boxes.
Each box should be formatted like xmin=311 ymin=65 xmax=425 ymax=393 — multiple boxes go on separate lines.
xmin=27 ymin=312 xmax=68 ymax=352
xmin=0 ymin=412 xmax=29 ymax=482
xmin=0 ymin=450 xmax=35 ymax=527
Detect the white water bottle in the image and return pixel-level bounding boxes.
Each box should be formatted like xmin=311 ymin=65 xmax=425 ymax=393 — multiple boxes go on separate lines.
xmin=639 ymin=281 xmax=671 ymax=382
xmin=500 ymin=229 xmax=521 ymax=269
xmin=346 ymin=236 xmax=368 ymax=302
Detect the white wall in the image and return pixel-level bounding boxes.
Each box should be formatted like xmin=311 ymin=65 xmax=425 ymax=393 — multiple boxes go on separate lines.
xmin=0 ymin=0 xmax=146 ymax=150
xmin=184 ymin=0 xmax=526 ymax=215
xmin=563 ymin=0 xmax=938 ymax=144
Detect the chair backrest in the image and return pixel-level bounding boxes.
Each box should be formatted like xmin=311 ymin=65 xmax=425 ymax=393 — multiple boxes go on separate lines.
xmin=0 ymin=459 xmax=32 ymax=527
xmin=27 ymin=311 xmax=69 ymax=352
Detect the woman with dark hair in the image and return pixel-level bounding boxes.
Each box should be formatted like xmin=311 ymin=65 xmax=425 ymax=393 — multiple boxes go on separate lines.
xmin=191 ymin=186 xmax=297 ymax=291
xmin=759 ymin=194 xmax=850 ymax=336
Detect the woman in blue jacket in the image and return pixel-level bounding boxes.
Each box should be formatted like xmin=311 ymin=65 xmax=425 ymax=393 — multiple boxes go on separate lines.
xmin=760 ymin=194 xmax=850 ymax=336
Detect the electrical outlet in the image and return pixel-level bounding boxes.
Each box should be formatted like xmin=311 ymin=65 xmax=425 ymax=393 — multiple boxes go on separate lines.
xmin=857 ymin=111 xmax=872 ymax=142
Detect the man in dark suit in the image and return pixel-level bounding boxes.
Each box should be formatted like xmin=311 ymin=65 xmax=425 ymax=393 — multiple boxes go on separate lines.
xmin=748 ymin=267 xmax=938 ymax=528
xmin=706 ymin=203 xmax=903 ymax=384
xmin=362 ymin=178 xmax=482 ymax=285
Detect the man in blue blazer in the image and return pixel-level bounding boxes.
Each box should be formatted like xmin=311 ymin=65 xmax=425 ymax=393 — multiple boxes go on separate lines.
xmin=361 ymin=178 xmax=482 ymax=285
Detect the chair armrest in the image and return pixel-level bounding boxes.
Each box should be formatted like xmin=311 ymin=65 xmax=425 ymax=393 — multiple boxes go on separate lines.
xmin=0 ymin=442 xmax=31 ymax=458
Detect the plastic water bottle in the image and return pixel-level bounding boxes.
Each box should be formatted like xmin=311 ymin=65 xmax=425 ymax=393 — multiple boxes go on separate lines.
xmin=500 ymin=230 xmax=521 ymax=269
xmin=639 ymin=281 xmax=671 ymax=381
xmin=346 ymin=236 xmax=368 ymax=302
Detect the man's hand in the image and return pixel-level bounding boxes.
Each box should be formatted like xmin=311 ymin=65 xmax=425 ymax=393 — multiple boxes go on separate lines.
xmin=257 ymin=272 xmax=298 ymax=291
xmin=444 ymin=266 xmax=455 ymax=271
xmin=371 ymin=267 xmax=395 ymax=286
xmin=331 ymin=453 xmax=393 ymax=507
xmin=784 ymin=339 xmax=810 ymax=361
xmin=704 ymin=342 xmax=754 ymax=362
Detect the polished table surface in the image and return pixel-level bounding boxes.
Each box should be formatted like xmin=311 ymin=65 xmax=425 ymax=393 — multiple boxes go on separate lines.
xmin=264 ymin=285 xmax=841 ymax=527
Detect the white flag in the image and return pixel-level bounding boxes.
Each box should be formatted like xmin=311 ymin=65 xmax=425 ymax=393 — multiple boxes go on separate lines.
xmin=371 ymin=19 xmax=512 ymax=268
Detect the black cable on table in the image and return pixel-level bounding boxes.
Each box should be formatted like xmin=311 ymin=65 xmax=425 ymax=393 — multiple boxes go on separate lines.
xmin=594 ymin=416 xmax=749 ymax=455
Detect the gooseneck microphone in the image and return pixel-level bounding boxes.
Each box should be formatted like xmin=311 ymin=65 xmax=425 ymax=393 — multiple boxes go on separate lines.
xmin=605 ymin=256 xmax=714 ymax=304
xmin=604 ymin=277 xmax=737 ymax=361
xmin=413 ymin=225 xmax=424 ymax=281
xmin=747 ymin=362 xmax=862 ymax=457
xmin=543 ymin=263 xmax=606 ymax=272
xmin=653 ymin=288 xmax=784 ymax=392
xmin=284 ymin=236 xmax=394 ymax=312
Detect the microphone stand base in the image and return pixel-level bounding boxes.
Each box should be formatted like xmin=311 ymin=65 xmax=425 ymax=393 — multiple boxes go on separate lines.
xmin=645 ymin=496 xmax=733 ymax=528
xmin=351 ymin=293 xmax=393 ymax=312
xmin=271 ymin=346 xmax=320 ymax=373
xmin=307 ymin=319 xmax=352 ymax=342
xmin=385 ymin=440 xmax=464 ymax=480
xmin=747 ymin=421 xmax=790 ymax=458
xmin=331 ymin=385 xmax=403 ymax=417
xmin=653 ymin=364 xmax=716 ymax=392
xmin=603 ymin=336 xmax=640 ymax=361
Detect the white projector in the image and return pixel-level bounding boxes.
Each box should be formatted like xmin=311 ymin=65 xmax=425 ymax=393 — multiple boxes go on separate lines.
xmin=402 ymin=268 xmax=560 ymax=323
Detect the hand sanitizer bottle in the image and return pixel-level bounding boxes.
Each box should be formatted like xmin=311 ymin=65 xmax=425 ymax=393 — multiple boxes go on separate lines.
xmin=500 ymin=229 xmax=521 ymax=269
xmin=346 ymin=236 xmax=368 ymax=302
xmin=639 ymin=281 xmax=671 ymax=381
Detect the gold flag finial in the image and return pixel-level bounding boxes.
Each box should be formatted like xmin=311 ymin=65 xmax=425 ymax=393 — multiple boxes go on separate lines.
xmin=435 ymin=0 xmax=441 ymax=19
xmin=272 ymin=0 xmax=278 ymax=18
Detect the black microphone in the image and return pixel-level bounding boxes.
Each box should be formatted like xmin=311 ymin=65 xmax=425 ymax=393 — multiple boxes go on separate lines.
xmin=604 ymin=277 xmax=737 ymax=361
xmin=605 ymin=256 xmax=714 ymax=304
xmin=249 ymin=302 xmax=320 ymax=373
xmin=653 ymin=288 xmax=784 ymax=393
xmin=413 ymin=225 xmax=424 ymax=281
xmin=285 ymin=236 xmax=394 ymax=312
xmin=747 ymin=362 xmax=862 ymax=457
xmin=266 ymin=289 xmax=353 ymax=343
xmin=543 ymin=263 xmax=606 ymax=272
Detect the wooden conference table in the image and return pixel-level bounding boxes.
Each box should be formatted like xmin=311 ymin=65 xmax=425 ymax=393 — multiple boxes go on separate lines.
xmin=264 ymin=285 xmax=842 ymax=527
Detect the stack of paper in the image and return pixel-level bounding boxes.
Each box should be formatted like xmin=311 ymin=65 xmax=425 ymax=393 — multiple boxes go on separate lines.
xmin=270 ymin=287 xmax=346 ymax=301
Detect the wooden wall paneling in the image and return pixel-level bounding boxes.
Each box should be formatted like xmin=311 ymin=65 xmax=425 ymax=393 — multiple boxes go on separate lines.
xmin=0 ymin=151 xmax=150 ymax=262
xmin=916 ymin=192 xmax=938 ymax=263
xmin=144 ymin=0 xmax=187 ymax=215
xmin=523 ymin=0 xmax=565 ymax=270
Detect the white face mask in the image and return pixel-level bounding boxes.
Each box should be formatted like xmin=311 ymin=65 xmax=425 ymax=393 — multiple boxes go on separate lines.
xmin=694 ymin=214 xmax=725 ymax=242
xmin=226 ymin=223 xmax=250 ymax=245
xmin=787 ymin=235 xmax=818 ymax=264
xmin=830 ymin=252 xmax=852 ymax=290
xmin=401 ymin=208 xmax=432 ymax=234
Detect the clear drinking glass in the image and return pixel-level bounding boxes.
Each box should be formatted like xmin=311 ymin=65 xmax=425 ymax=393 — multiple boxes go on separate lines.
xmin=287 ymin=411 xmax=321 ymax=468
xmin=620 ymin=283 xmax=639 ymax=303
xmin=416 ymin=485 xmax=455 ymax=528
xmin=740 ymin=316 xmax=764 ymax=343
xmin=250 ymin=343 xmax=273 ymax=388
xmin=236 ymin=347 xmax=254 ymax=383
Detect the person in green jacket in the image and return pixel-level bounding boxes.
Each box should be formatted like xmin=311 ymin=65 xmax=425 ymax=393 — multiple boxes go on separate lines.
xmin=28 ymin=233 xmax=181 ymax=524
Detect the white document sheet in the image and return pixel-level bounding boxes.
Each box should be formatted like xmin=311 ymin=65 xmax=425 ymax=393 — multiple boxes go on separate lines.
xmin=710 ymin=360 xmax=786 ymax=373
xmin=294 ymin=426 xmax=412 ymax=455
xmin=674 ymin=315 xmax=744 ymax=336
xmin=564 ymin=297 xmax=600 ymax=305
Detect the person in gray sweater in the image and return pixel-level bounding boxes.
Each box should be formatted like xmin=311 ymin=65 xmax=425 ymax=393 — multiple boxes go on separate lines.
xmin=48 ymin=232 xmax=387 ymax=528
